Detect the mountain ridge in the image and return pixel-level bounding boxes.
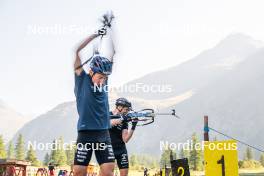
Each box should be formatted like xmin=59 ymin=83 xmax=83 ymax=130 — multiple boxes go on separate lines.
xmin=10 ymin=33 xmax=264 ymax=159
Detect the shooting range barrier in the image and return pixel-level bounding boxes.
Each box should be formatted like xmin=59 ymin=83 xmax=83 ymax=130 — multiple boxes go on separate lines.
xmin=159 ymin=115 xmax=264 ymax=176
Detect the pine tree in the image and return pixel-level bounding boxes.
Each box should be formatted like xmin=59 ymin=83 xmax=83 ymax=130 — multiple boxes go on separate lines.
xmin=65 ymin=144 xmax=76 ymax=166
xmin=57 ymin=137 xmax=67 ymax=166
xmin=51 ymin=137 xmax=67 ymax=166
xmin=189 ymin=133 xmax=202 ymax=171
xmin=7 ymin=141 xmax=15 ymax=159
xmin=213 ymin=136 xmax=218 ymax=141
xmin=150 ymin=157 xmax=158 ymax=169
xmin=160 ymin=149 xmax=176 ymax=167
xmin=43 ymin=153 xmax=50 ymax=166
xmin=179 ymin=148 xmax=184 ymax=159
xmin=179 ymin=148 xmax=189 ymax=159
xmin=259 ymin=154 xmax=264 ymax=167
xmin=26 ymin=145 xmax=39 ymax=166
xmin=130 ymin=154 xmax=138 ymax=167
xmin=15 ymin=134 xmax=25 ymax=160
xmin=0 ymin=135 xmax=7 ymax=159
xmin=50 ymin=139 xmax=59 ymax=164
xmin=244 ymin=147 xmax=254 ymax=161
xmin=129 ymin=154 xmax=159 ymax=169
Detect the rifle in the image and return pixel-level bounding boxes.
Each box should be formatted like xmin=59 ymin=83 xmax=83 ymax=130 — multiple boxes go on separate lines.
xmin=111 ymin=109 xmax=180 ymax=126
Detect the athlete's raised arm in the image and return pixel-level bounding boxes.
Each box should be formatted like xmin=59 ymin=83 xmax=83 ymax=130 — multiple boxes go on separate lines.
xmin=74 ymin=34 xmax=98 ymax=75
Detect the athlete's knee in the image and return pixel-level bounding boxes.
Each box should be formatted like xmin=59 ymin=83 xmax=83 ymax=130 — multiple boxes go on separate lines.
xmin=73 ymin=165 xmax=87 ymax=176
xmin=99 ymin=170 xmax=114 ymax=176
xmin=119 ymin=168 xmax=128 ymax=176
xmin=99 ymin=162 xmax=115 ymax=176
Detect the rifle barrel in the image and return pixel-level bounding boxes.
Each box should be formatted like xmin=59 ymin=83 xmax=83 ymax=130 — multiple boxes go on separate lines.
xmin=155 ymin=112 xmax=181 ymax=119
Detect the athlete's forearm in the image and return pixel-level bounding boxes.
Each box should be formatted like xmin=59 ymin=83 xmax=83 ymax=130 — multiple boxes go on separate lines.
xmin=76 ymin=34 xmax=98 ymax=53
xmin=74 ymin=53 xmax=81 ymax=71
xmin=74 ymin=34 xmax=98 ymax=71
xmin=111 ymin=119 xmax=122 ymax=126
xmin=122 ymin=130 xmax=134 ymax=143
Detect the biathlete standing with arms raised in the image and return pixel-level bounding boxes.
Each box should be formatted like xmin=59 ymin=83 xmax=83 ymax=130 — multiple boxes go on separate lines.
xmin=73 ymin=12 xmax=116 ymax=176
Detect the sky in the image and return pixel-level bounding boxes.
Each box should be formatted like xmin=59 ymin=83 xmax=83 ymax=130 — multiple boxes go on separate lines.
xmin=1 ymin=0 xmax=264 ymax=116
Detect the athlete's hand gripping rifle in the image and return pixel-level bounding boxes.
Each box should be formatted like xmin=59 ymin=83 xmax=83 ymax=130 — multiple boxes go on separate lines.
xmin=112 ymin=109 xmax=180 ymax=126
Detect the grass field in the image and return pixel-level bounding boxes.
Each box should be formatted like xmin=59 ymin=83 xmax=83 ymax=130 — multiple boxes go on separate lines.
xmin=239 ymin=169 xmax=264 ymax=176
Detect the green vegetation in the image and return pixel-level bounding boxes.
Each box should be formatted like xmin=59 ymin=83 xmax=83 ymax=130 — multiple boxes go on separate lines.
xmin=15 ymin=134 xmax=25 ymax=160
xmin=7 ymin=141 xmax=15 ymax=159
xmin=189 ymin=133 xmax=203 ymax=171
xmin=160 ymin=149 xmax=176 ymax=167
xmin=238 ymin=147 xmax=263 ymax=169
xmin=65 ymin=143 xmax=76 ymax=166
xmin=0 ymin=135 xmax=7 ymax=158
xmin=260 ymin=154 xmax=264 ymax=167
xmin=179 ymin=147 xmax=189 ymax=160
xmin=26 ymin=145 xmax=40 ymax=166
xmin=49 ymin=137 xmax=68 ymax=166
xmin=43 ymin=152 xmax=50 ymax=166
xmin=0 ymin=133 xmax=263 ymax=174
xmin=130 ymin=154 xmax=159 ymax=170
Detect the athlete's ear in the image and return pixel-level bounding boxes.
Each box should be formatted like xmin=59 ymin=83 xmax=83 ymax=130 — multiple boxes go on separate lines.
xmin=116 ymin=106 xmax=123 ymax=112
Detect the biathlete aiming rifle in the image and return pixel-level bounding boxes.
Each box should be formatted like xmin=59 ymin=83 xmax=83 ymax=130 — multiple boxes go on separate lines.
xmin=111 ymin=109 xmax=180 ymax=126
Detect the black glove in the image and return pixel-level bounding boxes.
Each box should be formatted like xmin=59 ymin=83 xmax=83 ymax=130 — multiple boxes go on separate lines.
xmin=131 ymin=118 xmax=138 ymax=130
xmin=101 ymin=11 xmax=114 ymax=27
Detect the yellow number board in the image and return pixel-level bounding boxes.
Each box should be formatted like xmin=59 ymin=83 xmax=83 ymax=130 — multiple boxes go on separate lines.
xmin=204 ymin=140 xmax=239 ymax=176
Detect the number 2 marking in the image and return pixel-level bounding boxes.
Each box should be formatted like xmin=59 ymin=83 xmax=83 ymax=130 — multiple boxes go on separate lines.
xmin=177 ymin=167 xmax=184 ymax=176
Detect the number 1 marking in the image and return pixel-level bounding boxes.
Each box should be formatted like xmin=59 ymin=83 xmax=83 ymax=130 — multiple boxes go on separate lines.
xmin=217 ymin=155 xmax=225 ymax=176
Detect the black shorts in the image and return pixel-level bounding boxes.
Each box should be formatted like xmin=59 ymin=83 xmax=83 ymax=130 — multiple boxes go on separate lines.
xmin=113 ymin=144 xmax=129 ymax=169
xmin=74 ymin=130 xmax=115 ymax=166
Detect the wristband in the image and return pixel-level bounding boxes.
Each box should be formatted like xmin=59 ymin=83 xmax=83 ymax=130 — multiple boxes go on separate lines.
xmin=131 ymin=124 xmax=137 ymax=130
